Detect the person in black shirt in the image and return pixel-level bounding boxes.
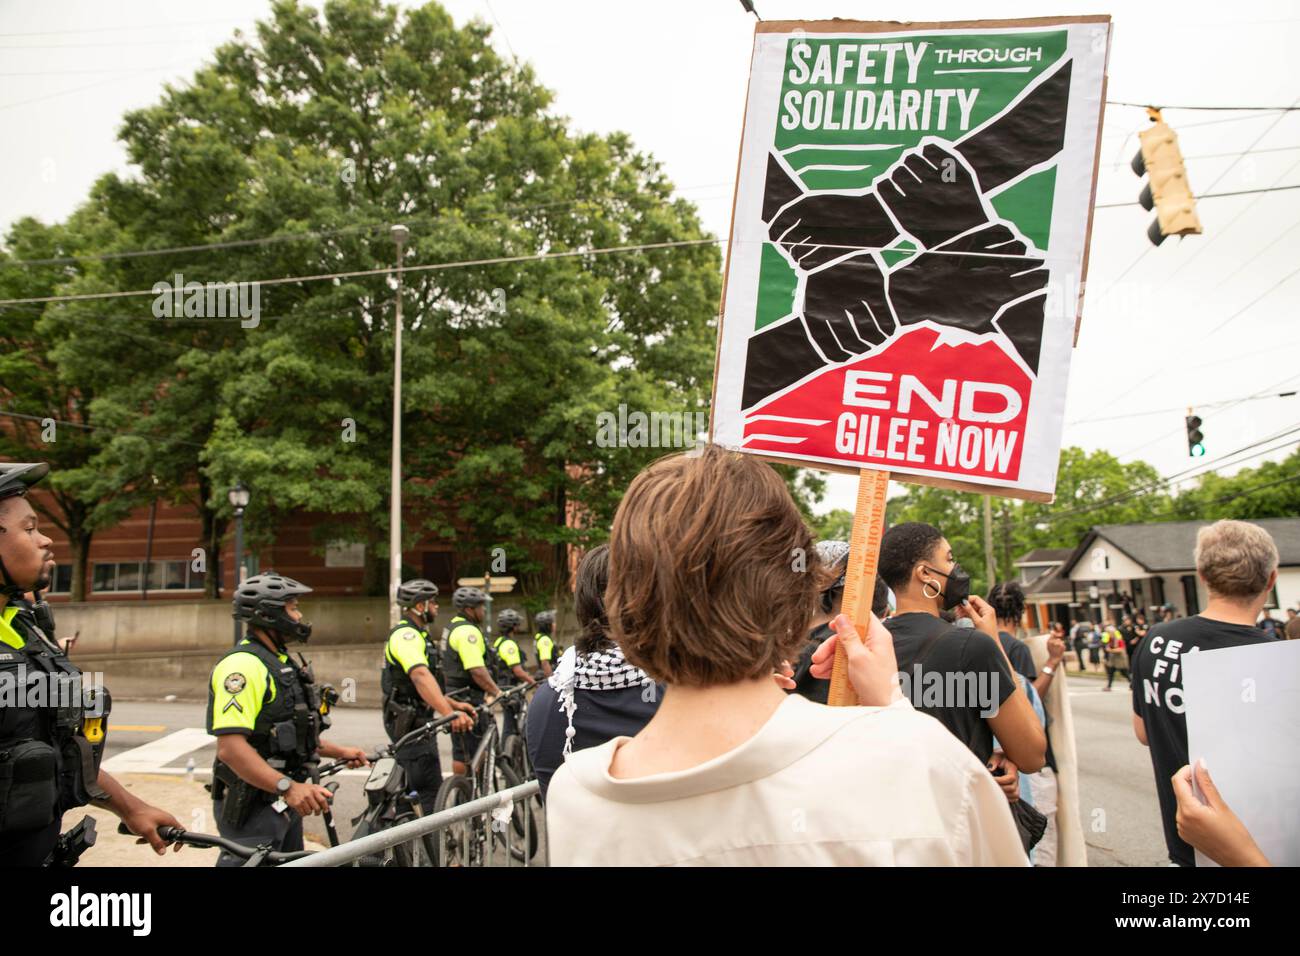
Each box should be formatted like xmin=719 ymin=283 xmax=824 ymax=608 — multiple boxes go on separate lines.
xmin=1131 ymin=613 xmax=1149 ymax=658
xmin=878 ymin=523 xmax=1045 ymax=792
xmin=1132 ymin=520 xmax=1279 ymax=867
xmin=988 ymin=581 xmax=1066 ymax=709
xmin=1070 ymin=619 xmax=1090 ymax=672
xmin=986 ymin=582 xmax=1037 ymax=681
xmin=526 ymin=545 xmax=661 ymax=801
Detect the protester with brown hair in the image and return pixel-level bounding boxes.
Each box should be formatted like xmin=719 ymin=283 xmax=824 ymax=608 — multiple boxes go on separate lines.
xmin=545 ymin=445 xmax=1025 ymax=866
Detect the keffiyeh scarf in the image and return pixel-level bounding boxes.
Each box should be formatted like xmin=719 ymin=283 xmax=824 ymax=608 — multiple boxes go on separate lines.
xmin=547 ymin=642 xmax=653 ymax=757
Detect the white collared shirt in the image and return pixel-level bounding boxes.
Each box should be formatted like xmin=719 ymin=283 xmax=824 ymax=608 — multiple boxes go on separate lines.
xmin=546 ymin=694 xmax=1028 ymax=866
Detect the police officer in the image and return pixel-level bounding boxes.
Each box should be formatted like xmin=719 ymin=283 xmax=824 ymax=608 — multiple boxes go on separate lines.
xmin=534 ymin=609 xmax=560 ymax=679
xmin=490 ymin=608 xmax=536 ymax=740
xmin=441 ymin=586 xmax=499 ymax=775
xmin=0 ymin=462 xmax=181 ymax=866
xmin=382 ymin=579 xmax=475 ymax=812
xmin=206 ymin=571 xmax=368 ymax=866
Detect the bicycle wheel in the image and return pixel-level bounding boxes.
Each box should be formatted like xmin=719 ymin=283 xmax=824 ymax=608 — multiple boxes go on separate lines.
xmin=491 ymin=760 xmax=539 ymax=863
xmin=500 ymin=732 xmax=525 ymax=773
xmin=432 ymin=774 xmax=475 ymax=867
xmin=348 ymin=812 xmax=391 ymax=867
xmin=385 ymin=809 xmax=440 ymax=868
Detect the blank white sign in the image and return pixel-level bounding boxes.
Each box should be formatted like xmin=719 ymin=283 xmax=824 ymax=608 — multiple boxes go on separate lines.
xmin=1183 ymin=639 xmax=1300 ymax=867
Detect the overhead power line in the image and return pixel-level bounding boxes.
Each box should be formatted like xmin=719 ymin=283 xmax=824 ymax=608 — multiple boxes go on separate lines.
xmin=1107 ymin=100 xmax=1300 ymax=112
xmin=1093 ymin=183 xmax=1300 ymax=208
xmin=0 ymin=410 xmax=207 ymax=449
xmin=0 ymin=237 xmax=724 ymax=308
xmin=1039 ymin=424 xmax=1300 ymax=525
xmin=0 ymin=186 xmax=735 ymax=269
xmin=1069 ymin=389 xmax=1297 ymax=426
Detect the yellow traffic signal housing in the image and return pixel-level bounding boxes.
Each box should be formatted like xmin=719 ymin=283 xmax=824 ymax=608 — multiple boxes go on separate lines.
xmin=1132 ymin=117 xmax=1202 ymax=246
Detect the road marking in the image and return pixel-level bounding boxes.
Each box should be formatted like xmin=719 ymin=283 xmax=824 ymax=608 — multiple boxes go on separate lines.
xmin=111 ymin=724 xmax=167 ymax=732
xmin=102 ymin=727 xmax=215 ymax=773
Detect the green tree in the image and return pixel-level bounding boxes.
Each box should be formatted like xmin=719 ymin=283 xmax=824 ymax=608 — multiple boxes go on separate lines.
xmin=1169 ymin=444 xmax=1300 ymax=521
xmin=864 ymin=446 xmax=1175 ymax=597
xmin=41 ymin=0 xmax=723 ymax=601
xmin=812 ymin=508 xmax=853 ymax=542
xmin=0 ymin=217 xmax=147 ymax=600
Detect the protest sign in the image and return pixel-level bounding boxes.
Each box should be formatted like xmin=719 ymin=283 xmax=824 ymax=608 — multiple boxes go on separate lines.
xmin=709 ymin=17 xmax=1111 ymax=703
xmin=1183 ymin=640 xmax=1300 ymax=867
xmin=711 ymin=16 xmax=1111 ymax=502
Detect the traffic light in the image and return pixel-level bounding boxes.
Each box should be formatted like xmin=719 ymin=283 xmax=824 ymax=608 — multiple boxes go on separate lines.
xmin=1132 ymin=109 xmax=1202 ymax=246
xmin=1185 ymin=413 xmax=1205 ymax=457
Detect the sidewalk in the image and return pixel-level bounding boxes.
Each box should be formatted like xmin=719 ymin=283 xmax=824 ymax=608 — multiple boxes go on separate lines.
xmin=76 ymin=773 xmax=325 ymax=867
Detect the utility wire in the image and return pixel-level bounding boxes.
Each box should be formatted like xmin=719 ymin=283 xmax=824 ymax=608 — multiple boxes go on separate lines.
xmin=1111 ymin=370 xmax=1300 ymax=462
xmin=1069 ymin=389 xmax=1297 ymax=426
xmin=0 ymin=409 xmax=208 ymax=449
xmin=0 ymin=186 xmax=734 ymax=269
xmin=1093 ymin=183 xmax=1300 ymax=208
xmin=1038 ymin=424 xmax=1300 ymax=524
xmin=0 ymin=237 xmax=724 ymax=307
xmin=1107 ymin=101 xmax=1300 ymax=112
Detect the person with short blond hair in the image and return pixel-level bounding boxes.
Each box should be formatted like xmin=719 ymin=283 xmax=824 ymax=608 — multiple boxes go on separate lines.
xmin=1195 ymin=520 xmax=1279 ymax=598
xmin=545 ymin=445 xmax=1026 ymax=866
xmin=1132 ymin=519 xmax=1280 ymax=866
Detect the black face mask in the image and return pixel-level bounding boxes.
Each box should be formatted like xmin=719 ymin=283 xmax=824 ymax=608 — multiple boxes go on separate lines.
xmin=924 ymin=564 xmax=971 ymax=611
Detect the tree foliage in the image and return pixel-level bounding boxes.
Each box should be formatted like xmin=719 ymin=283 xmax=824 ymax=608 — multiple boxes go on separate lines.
xmin=2 ymin=0 xmax=738 ymax=600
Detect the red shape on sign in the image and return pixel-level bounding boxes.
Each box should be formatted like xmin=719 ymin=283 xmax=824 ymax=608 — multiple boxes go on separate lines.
xmin=741 ymin=327 xmax=1031 ymax=481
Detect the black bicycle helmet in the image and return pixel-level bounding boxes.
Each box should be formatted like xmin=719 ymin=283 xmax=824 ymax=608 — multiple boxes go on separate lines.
xmin=0 ymin=463 xmax=52 ymax=597
xmin=497 ymin=608 xmax=522 ymax=632
xmin=233 ymin=571 xmax=313 ymax=642
xmin=396 ymin=578 xmax=438 ymax=607
xmin=0 ymin=462 xmax=49 ymax=500
xmin=452 ymin=586 xmax=488 ymax=609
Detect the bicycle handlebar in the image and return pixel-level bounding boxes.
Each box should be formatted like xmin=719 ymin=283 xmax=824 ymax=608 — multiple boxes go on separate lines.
xmin=481 ymin=681 xmax=533 ymax=710
xmin=159 ymin=826 xmax=316 ymax=863
xmin=314 ymin=686 xmax=530 ymax=777
xmin=116 ymin=822 xmax=314 ymax=865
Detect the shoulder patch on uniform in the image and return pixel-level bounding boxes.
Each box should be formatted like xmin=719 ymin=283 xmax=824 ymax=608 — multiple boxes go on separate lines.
xmin=402 ymin=631 xmax=418 ymax=640
xmin=466 ymin=633 xmax=479 ymax=645
xmin=224 ymin=672 xmax=247 ymax=694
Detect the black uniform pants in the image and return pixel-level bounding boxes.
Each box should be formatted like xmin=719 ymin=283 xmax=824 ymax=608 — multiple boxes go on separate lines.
xmin=395 ymin=742 xmax=443 ymax=814
xmin=212 ymin=796 xmax=303 ymax=867
xmin=451 ymin=711 xmax=487 ymax=766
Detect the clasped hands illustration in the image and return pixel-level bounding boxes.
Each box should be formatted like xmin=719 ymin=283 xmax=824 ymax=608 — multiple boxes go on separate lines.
xmin=746 ymin=142 xmax=1049 ymax=406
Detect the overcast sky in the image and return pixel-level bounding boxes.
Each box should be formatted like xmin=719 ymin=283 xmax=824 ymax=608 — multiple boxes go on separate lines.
xmin=3 ymin=0 xmax=1298 ymax=516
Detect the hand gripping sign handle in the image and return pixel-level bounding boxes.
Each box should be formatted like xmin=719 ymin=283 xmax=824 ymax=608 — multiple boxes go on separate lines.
xmin=827 ymin=468 xmax=891 ymax=707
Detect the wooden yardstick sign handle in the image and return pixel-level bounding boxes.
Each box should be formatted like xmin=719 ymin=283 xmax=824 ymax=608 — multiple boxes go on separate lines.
xmin=827 ymin=468 xmax=891 ymax=707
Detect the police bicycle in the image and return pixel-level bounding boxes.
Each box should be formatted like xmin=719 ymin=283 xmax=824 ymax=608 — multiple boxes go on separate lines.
xmin=116 ymin=709 xmax=454 ymax=869
xmin=433 ymin=681 xmax=539 ymax=866
xmin=497 ymin=679 xmax=532 ymax=773
xmin=314 ymin=709 xmax=463 ymax=867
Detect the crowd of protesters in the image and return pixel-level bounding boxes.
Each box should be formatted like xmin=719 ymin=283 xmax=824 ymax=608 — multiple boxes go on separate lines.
xmin=533 ymin=445 xmax=1291 ymax=867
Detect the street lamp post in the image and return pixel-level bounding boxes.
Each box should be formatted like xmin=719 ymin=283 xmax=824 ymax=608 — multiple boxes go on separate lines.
xmin=228 ymin=481 xmax=250 ymax=644
xmin=389 ymin=224 xmax=409 ymax=627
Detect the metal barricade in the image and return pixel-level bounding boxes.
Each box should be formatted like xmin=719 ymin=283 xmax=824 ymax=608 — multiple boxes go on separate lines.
xmin=282 ymin=779 xmax=544 ymax=868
